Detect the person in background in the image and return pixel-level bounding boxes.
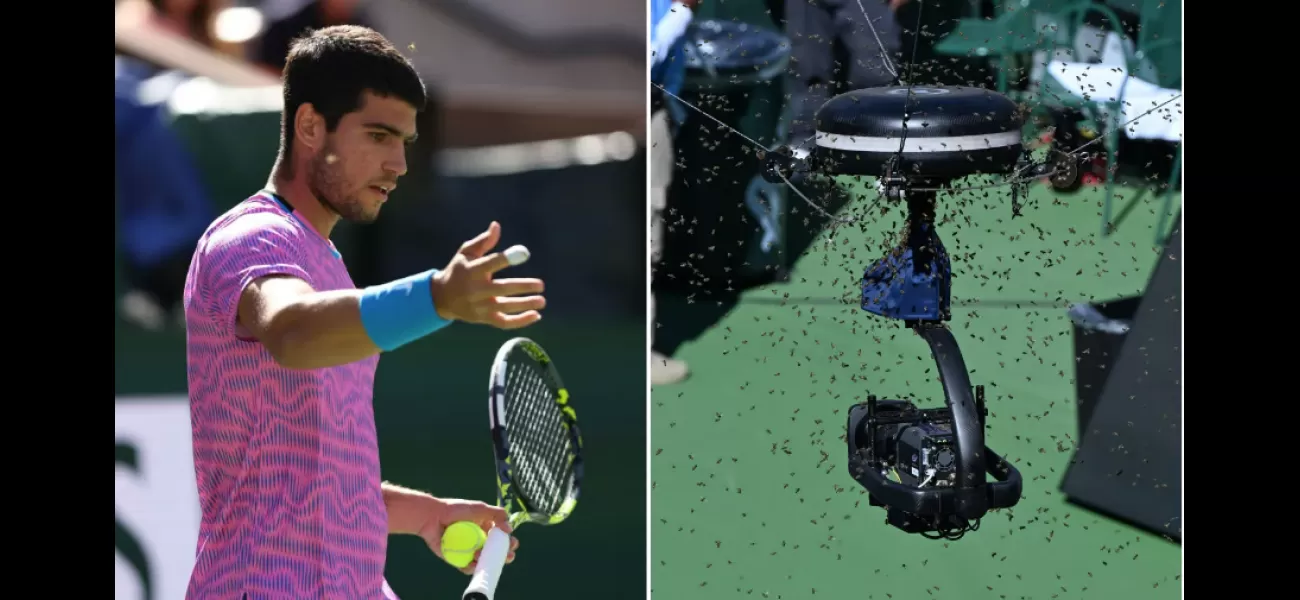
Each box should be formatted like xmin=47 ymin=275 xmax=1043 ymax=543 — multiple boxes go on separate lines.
xmin=769 ymin=0 xmax=909 ymax=263
xmin=254 ymin=0 xmax=375 ymax=72
xmin=138 ymin=0 xmax=219 ymax=45
xmin=650 ymin=0 xmax=698 ymax=386
xmin=115 ymin=54 xmax=220 ymax=330
xmin=115 ymin=0 xmax=274 ymax=329
xmin=124 ymin=0 xmax=243 ymax=56
xmin=784 ymin=0 xmax=909 ymax=149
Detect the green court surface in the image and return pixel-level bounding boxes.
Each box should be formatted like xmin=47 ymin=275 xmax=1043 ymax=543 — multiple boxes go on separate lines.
xmin=651 ymin=182 xmax=1182 ymax=599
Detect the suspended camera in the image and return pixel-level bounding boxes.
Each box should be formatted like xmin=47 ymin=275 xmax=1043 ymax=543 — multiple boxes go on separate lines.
xmin=763 ymin=85 xmax=1036 ymax=539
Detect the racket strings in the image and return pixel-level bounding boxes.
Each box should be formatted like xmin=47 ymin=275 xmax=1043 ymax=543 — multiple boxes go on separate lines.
xmin=507 ymin=367 xmax=571 ymax=512
xmin=503 ymin=357 xmax=575 ymax=515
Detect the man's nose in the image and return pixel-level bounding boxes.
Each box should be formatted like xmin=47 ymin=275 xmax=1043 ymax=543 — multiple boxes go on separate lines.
xmin=385 ymin=150 xmax=408 ymax=177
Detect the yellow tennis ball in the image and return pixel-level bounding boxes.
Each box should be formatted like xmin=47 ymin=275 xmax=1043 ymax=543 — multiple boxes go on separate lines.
xmin=441 ymin=521 xmax=487 ymax=569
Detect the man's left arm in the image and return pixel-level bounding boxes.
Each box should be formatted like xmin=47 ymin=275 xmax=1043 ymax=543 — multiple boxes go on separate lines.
xmin=382 ymin=482 xmax=520 ymax=573
xmin=383 ymin=481 xmax=436 ymax=535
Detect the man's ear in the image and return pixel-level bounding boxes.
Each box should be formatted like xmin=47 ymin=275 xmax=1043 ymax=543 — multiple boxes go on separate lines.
xmin=294 ymin=103 xmax=322 ymax=152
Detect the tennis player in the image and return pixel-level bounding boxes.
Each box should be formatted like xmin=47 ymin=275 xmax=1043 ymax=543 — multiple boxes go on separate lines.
xmin=183 ymin=26 xmax=532 ymax=599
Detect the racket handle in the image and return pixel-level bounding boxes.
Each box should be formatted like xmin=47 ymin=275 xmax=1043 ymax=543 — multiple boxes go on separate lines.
xmin=462 ymin=526 xmax=510 ymax=600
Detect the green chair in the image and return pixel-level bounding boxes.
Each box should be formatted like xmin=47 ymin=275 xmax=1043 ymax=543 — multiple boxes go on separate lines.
xmin=933 ymin=0 xmax=1090 ymax=95
xmin=1123 ymin=0 xmax=1182 ymax=242
xmin=1105 ymin=0 xmax=1180 ymax=89
xmin=938 ymin=0 xmax=1181 ymax=242
xmin=936 ymin=2 xmax=1131 ymax=235
xmin=1010 ymin=2 xmax=1180 ymax=241
xmin=1028 ymin=3 xmax=1131 ymax=235
xmin=1049 ymin=2 xmax=1180 ymax=241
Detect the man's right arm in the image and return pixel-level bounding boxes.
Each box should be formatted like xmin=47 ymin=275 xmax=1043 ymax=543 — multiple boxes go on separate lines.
xmin=201 ymin=216 xmax=544 ymax=370
xmin=237 ymin=276 xmax=383 ymax=370
xmin=197 ymin=212 xmax=388 ymax=369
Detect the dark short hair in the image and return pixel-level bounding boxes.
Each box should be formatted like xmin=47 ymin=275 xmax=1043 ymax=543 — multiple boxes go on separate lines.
xmin=279 ymin=25 xmax=427 ymax=163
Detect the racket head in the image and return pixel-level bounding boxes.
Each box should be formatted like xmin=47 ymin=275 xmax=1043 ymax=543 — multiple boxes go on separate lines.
xmin=487 ymin=337 xmax=584 ymax=528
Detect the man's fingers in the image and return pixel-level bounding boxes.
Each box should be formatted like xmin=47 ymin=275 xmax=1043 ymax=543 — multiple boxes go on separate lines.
xmin=455 ymin=535 xmax=518 ymax=573
xmin=466 ymin=251 xmax=513 ymax=275
xmin=494 ymin=296 xmax=546 ymax=314
xmin=467 ymin=505 xmax=509 ymax=530
xmin=447 ymin=502 xmax=509 ymax=533
xmin=427 ymin=537 xmax=446 ymax=560
xmin=489 ymin=311 xmax=542 ymax=330
xmin=468 ymin=245 xmax=530 ymax=275
xmin=483 ymin=278 xmax=545 ymax=298
xmin=458 ymin=222 xmax=501 ymax=260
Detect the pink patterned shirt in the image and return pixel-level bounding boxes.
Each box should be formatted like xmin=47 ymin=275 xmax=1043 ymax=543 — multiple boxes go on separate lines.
xmin=183 ymin=193 xmax=397 ymax=599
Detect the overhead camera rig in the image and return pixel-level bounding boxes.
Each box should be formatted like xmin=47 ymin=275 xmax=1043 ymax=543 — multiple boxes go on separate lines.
xmin=762 ymin=86 xmax=1050 ymax=539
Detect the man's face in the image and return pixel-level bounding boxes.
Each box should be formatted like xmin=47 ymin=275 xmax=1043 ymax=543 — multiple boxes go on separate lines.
xmin=307 ymin=91 xmax=418 ymax=224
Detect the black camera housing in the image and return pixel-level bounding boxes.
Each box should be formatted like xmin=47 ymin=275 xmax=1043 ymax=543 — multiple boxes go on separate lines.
xmin=846 ymin=325 xmax=1023 ymax=539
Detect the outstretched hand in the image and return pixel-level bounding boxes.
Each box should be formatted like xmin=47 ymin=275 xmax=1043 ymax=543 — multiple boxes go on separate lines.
xmin=417 ymin=498 xmax=520 ymax=575
xmin=431 ymin=222 xmax=546 ymax=329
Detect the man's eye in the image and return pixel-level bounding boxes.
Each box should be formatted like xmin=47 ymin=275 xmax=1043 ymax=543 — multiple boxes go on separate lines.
xmin=370 ymin=132 xmax=387 ymax=142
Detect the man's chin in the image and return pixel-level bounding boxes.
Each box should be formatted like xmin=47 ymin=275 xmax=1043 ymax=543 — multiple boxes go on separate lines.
xmin=337 ymin=201 xmax=382 ymax=224
xmin=343 ymin=211 xmax=381 ymax=225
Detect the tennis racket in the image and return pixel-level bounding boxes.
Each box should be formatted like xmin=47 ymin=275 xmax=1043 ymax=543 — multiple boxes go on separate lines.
xmin=462 ymin=337 xmax=584 ymax=600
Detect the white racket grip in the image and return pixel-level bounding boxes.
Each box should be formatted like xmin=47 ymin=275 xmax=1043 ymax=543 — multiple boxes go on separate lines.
xmin=462 ymin=527 xmax=511 ymax=600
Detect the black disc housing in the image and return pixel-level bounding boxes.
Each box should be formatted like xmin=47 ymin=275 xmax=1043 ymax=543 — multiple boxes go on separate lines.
xmin=810 ymin=86 xmax=1025 ymax=179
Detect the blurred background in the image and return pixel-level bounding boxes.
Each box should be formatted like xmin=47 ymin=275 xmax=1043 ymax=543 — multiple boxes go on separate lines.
xmin=652 ymin=0 xmax=1181 ymax=598
xmin=114 ymin=1 xmax=646 ymax=599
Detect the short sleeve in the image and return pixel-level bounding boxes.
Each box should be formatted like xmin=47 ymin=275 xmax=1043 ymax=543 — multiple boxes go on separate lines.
xmin=195 ymin=211 xmax=314 ymax=337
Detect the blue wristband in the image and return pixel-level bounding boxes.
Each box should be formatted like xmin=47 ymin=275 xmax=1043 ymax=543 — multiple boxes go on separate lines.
xmin=358 ymin=269 xmax=453 ymax=352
